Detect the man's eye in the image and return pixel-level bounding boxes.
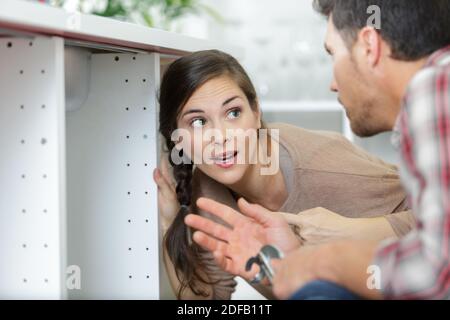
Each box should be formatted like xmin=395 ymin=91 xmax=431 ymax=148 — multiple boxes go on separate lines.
xmin=191 ymin=118 xmax=206 ymax=128
xmin=227 ymin=109 xmax=241 ymax=119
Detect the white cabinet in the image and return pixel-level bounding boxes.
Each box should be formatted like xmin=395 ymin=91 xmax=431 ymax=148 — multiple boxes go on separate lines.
xmin=0 ymin=0 xmax=240 ymax=299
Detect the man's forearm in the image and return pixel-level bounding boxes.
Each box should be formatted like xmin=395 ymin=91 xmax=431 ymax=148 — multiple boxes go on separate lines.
xmin=316 ymin=241 xmax=383 ymax=299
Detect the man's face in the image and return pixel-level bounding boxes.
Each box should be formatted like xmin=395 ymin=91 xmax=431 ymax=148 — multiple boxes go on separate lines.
xmin=325 ymin=17 xmax=392 ymax=137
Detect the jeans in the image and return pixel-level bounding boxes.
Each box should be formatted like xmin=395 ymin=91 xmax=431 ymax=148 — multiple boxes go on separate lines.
xmin=289 ymin=280 xmax=362 ymax=300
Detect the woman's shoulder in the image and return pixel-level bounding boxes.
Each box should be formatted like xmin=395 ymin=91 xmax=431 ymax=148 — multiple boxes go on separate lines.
xmin=266 ymin=122 xmax=346 ymax=144
xmin=265 ymin=122 xmax=397 ymax=174
xmin=266 ymin=122 xmax=351 ymax=166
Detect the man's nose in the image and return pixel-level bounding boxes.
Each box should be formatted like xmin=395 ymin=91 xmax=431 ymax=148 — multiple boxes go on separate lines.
xmin=330 ymin=78 xmax=338 ymax=93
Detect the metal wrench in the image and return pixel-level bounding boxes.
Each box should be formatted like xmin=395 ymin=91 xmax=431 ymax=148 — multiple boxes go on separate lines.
xmin=245 ymin=245 xmax=284 ymax=285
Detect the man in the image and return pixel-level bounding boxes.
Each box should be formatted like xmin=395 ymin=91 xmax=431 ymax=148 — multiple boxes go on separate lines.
xmin=185 ymin=0 xmax=450 ymax=299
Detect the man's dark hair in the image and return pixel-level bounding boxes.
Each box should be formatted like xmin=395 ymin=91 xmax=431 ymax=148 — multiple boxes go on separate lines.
xmin=313 ymin=0 xmax=450 ymax=61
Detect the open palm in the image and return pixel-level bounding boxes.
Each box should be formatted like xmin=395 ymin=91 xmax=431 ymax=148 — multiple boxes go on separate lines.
xmin=185 ymin=197 xmax=301 ymax=281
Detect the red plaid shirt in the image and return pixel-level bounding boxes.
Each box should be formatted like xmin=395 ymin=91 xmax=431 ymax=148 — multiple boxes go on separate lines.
xmin=374 ymin=45 xmax=450 ymax=299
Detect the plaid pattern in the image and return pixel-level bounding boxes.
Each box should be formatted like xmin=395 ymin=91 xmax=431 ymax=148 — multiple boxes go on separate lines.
xmin=375 ymin=45 xmax=450 ymax=299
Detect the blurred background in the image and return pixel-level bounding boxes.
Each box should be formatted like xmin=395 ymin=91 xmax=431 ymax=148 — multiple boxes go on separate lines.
xmin=43 ymin=0 xmax=398 ymax=165
xmin=37 ymin=0 xmax=399 ymax=299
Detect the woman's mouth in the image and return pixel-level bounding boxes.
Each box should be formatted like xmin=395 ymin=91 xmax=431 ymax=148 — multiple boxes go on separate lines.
xmin=211 ymin=151 xmax=238 ymax=169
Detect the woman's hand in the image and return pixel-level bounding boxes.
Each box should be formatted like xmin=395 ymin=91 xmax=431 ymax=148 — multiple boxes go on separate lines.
xmin=281 ymin=207 xmax=395 ymax=246
xmin=184 ymin=197 xmax=301 ymax=281
xmin=153 ymin=156 xmax=179 ymax=233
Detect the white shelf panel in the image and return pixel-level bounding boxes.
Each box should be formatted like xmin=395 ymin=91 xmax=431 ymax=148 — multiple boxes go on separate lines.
xmin=66 ymin=52 xmax=161 ymax=299
xmin=0 ymin=0 xmax=243 ymax=57
xmin=0 ymin=36 xmax=66 ymax=299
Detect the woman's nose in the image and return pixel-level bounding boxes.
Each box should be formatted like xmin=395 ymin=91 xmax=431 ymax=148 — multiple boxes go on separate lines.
xmin=211 ymin=124 xmax=231 ymax=145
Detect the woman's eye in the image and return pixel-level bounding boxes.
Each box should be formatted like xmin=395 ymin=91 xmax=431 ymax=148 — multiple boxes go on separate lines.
xmin=227 ymin=108 xmax=241 ymax=119
xmin=191 ymin=118 xmax=206 ymax=128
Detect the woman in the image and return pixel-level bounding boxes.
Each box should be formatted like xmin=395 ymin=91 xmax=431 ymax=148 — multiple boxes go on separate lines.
xmin=153 ymin=50 xmax=414 ymax=299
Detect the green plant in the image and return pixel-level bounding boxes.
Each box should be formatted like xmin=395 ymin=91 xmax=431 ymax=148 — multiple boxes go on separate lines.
xmin=52 ymin=0 xmax=223 ymax=30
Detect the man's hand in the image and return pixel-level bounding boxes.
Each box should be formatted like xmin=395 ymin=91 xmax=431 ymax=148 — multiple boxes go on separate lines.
xmin=271 ymin=241 xmax=383 ymax=300
xmin=184 ymin=197 xmax=301 ymax=281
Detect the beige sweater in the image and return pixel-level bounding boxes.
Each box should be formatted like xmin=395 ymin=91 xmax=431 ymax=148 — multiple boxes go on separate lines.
xmin=190 ymin=122 xmax=414 ymax=299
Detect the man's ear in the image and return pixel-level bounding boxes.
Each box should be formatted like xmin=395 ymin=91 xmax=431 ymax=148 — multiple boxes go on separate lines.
xmin=357 ymin=26 xmax=382 ymax=68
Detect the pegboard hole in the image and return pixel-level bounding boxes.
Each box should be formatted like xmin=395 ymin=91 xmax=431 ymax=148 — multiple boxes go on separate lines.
xmin=20 ymin=105 xmax=24 ymax=110
xmin=132 ymin=56 xmax=136 ymax=60
xmin=44 ymin=244 xmax=48 ymax=248
xmin=143 ymin=134 xmax=148 ymax=139
xmin=22 ymin=209 xmax=26 ymax=214
xmin=19 ymin=70 xmax=23 ymax=75
xmin=41 ymin=138 xmax=47 ymax=145
xmin=29 ymin=42 xmax=33 ymax=47
xmin=21 ymin=174 xmax=26 ymax=179
xmin=146 ymin=275 xmax=150 ymax=279
xmin=143 ymin=107 xmax=147 ymax=111
xmin=44 ymin=279 xmax=49 ymax=283
xmin=43 ymin=174 xmax=47 ymax=179
xmin=23 ymin=278 xmax=27 ymax=283
xmin=41 ymin=69 xmax=45 ymax=74
xmin=128 ymin=219 xmax=131 ymax=223
xmin=143 ymin=79 xmax=146 ymax=83
xmin=126 ymin=135 xmax=130 ymax=139
xmin=145 ymin=191 xmax=148 ymax=195
xmin=20 ymin=139 xmax=25 ymax=144
xmin=144 ymin=163 xmax=148 ymax=167
xmin=114 ymin=56 xmax=119 ymax=61
xmin=7 ymin=42 xmax=12 ymax=48
xmin=41 ymin=104 xmax=46 ymax=109
xmin=146 ymin=247 xmax=149 ymax=251
xmin=125 ymin=79 xmax=129 ymax=83
xmin=128 ymin=247 xmax=132 ymax=251
xmin=129 ymin=275 xmax=132 ymax=279
xmin=127 ymin=191 xmax=131 ymax=195
xmin=43 ymin=209 xmax=48 ymax=214
xmin=126 ymin=163 xmax=130 ymax=167
xmin=125 ymin=107 xmax=129 ymax=111
xmin=22 ymin=244 xmax=27 ymax=248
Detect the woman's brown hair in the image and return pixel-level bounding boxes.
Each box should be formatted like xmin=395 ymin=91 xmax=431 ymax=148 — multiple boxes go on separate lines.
xmin=158 ymin=50 xmax=260 ymax=298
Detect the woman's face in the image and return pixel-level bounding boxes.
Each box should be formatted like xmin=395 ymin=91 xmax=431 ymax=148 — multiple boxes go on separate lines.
xmin=176 ymin=75 xmax=261 ymax=186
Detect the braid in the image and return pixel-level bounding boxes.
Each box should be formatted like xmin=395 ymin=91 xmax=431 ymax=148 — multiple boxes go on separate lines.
xmin=173 ymin=161 xmax=193 ymax=207
xmin=164 ymin=148 xmax=210 ymax=298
